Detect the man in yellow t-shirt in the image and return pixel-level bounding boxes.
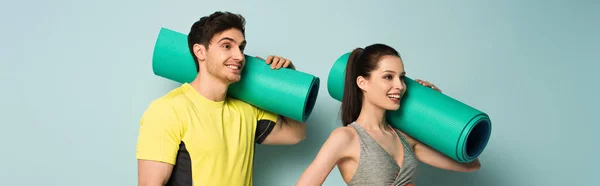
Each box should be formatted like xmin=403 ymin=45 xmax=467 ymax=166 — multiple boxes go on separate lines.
xmin=136 ymin=11 xmax=307 ymax=186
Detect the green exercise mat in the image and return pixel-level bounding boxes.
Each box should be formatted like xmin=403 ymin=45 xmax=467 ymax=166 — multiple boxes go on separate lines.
xmin=327 ymin=52 xmax=491 ymax=163
xmin=152 ymin=27 xmax=320 ymax=122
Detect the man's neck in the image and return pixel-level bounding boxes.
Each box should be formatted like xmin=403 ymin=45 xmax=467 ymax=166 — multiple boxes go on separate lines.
xmin=189 ymin=72 xmax=229 ymax=102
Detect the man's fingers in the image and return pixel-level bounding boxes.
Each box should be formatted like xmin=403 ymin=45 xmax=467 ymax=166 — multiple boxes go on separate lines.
xmin=270 ymin=57 xmax=281 ymax=69
xmin=275 ymin=59 xmax=286 ymax=69
xmin=282 ymin=60 xmax=291 ymax=68
xmin=266 ymin=56 xmax=274 ymax=64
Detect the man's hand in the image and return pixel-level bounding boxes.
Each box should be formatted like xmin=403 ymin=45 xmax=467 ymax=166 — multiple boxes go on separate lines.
xmin=256 ymin=55 xmax=295 ymax=70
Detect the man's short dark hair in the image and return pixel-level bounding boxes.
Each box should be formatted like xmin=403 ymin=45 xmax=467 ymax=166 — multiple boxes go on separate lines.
xmin=188 ymin=11 xmax=246 ymax=72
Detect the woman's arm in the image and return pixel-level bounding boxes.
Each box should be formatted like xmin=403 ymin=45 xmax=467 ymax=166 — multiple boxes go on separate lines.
xmin=413 ymin=141 xmax=481 ymax=172
xmin=296 ymin=127 xmax=355 ymax=185
xmin=400 ymin=131 xmax=481 ymax=172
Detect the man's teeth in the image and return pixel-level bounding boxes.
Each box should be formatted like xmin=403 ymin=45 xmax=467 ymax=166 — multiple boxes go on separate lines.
xmin=388 ymin=94 xmax=400 ymax=99
xmin=226 ymin=65 xmax=239 ymax=70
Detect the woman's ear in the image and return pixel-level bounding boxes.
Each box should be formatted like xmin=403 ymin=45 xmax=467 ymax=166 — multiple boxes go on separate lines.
xmin=357 ymin=76 xmax=369 ymax=92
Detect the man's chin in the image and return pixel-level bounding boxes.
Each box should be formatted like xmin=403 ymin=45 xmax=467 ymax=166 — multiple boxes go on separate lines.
xmin=226 ymin=75 xmax=242 ymax=83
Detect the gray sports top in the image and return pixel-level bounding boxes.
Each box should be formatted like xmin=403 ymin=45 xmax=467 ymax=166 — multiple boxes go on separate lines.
xmin=348 ymin=122 xmax=419 ymax=186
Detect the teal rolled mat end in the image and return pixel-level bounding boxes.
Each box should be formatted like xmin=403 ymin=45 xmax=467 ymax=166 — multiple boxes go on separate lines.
xmin=152 ymin=27 xmax=320 ymax=122
xmin=327 ymin=52 xmax=491 ymax=163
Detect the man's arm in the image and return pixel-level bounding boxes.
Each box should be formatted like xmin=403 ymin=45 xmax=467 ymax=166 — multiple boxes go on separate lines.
xmin=138 ymin=160 xmax=173 ymax=186
xmin=136 ymin=99 xmax=182 ymax=185
xmin=260 ymin=115 xmax=306 ymax=145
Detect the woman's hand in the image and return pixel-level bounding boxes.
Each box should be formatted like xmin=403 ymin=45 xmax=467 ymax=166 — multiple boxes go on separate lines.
xmin=415 ymin=79 xmax=441 ymax=93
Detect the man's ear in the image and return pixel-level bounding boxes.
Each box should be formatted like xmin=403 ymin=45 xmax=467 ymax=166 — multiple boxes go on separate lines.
xmin=193 ymin=44 xmax=207 ymax=61
xmin=357 ymin=76 xmax=369 ymax=92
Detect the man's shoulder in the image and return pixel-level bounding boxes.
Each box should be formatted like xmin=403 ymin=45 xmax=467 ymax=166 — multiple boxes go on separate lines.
xmin=161 ymin=85 xmax=191 ymax=101
xmin=145 ymin=85 xmax=193 ymax=111
xmin=226 ymin=96 xmax=256 ymax=110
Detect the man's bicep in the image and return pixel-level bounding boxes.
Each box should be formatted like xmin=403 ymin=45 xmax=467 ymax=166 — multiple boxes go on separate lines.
xmin=254 ymin=107 xmax=306 ymax=145
xmin=138 ymin=159 xmax=174 ymax=186
xmin=257 ymin=115 xmax=307 ymax=145
xmin=254 ymin=107 xmax=279 ymax=144
xmin=255 ymin=116 xmax=278 ymax=144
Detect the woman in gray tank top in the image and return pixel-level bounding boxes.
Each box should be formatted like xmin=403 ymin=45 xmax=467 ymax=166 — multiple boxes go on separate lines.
xmin=296 ymin=44 xmax=482 ymax=186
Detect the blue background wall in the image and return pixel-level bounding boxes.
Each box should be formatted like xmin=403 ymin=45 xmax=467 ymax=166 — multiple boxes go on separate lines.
xmin=1 ymin=0 xmax=598 ymax=185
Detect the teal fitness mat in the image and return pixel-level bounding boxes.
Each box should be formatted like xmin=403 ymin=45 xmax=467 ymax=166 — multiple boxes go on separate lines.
xmin=152 ymin=27 xmax=320 ymax=122
xmin=327 ymin=52 xmax=491 ymax=163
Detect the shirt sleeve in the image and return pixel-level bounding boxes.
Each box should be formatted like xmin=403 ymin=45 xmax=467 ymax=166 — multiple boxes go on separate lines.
xmin=136 ymin=99 xmax=182 ymax=165
xmin=254 ymin=107 xmax=279 ymax=144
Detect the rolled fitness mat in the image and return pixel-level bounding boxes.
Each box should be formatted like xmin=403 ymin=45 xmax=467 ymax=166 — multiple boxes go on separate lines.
xmin=327 ymin=52 xmax=491 ymax=163
xmin=152 ymin=27 xmax=320 ymax=122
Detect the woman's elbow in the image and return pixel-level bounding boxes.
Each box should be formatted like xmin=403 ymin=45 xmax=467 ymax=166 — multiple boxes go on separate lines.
xmin=462 ymin=159 xmax=481 ymax=172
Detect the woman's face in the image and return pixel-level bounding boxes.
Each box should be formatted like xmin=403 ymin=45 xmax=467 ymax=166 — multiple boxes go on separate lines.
xmin=358 ymin=55 xmax=406 ymax=111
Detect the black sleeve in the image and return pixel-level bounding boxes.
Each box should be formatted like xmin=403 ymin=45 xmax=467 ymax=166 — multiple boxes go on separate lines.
xmin=255 ymin=119 xmax=276 ymax=144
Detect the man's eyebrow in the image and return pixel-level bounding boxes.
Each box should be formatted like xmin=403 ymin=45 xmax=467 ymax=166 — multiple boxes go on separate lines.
xmin=217 ymin=37 xmax=236 ymax=43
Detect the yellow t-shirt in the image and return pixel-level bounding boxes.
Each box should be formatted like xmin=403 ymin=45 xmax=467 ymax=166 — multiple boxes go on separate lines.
xmin=136 ymin=83 xmax=279 ymax=186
